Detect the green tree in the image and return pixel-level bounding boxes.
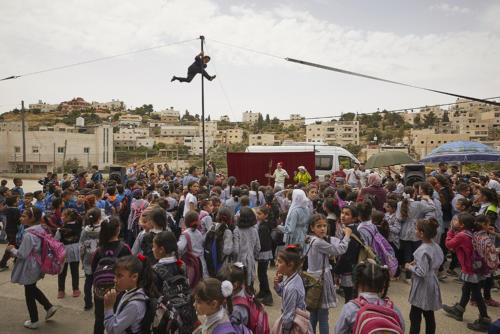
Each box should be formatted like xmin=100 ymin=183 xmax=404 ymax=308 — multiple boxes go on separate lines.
xmin=423 ymin=111 xmax=438 ymax=127
xmin=133 ymin=104 xmax=154 ymax=116
xmin=257 ymin=113 xmax=264 ymax=130
xmin=181 ymin=110 xmax=196 ymax=122
xmin=265 ymin=114 xmax=270 ymax=124
xmin=271 ymin=117 xmax=280 ymax=125
xmin=343 ymin=144 xmax=361 ymax=156
xmin=150 ymin=113 xmax=160 ymax=120
xmin=340 ymin=112 xmax=356 ymax=121
xmin=442 ymin=110 xmax=450 ymax=123
xmin=207 ymin=115 xmax=211 ymax=121
xmin=195 ymin=114 xmax=200 ymax=121
xmin=63 ymin=158 xmax=81 ymax=173
xmin=112 ymin=112 xmax=121 ymax=122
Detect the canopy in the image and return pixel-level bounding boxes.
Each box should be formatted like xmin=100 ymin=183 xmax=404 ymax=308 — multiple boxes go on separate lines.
xmin=365 ymin=151 xmax=416 ymax=169
xmin=419 ymin=140 xmax=500 ymax=163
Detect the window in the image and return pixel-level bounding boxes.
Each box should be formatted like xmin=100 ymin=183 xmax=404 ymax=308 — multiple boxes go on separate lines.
xmin=338 ymin=156 xmax=353 ymax=169
xmin=32 ymin=146 xmax=39 ymax=153
xmin=315 ymin=155 xmax=333 ymax=170
xmin=14 ymin=146 xmax=20 ymax=153
xmin=57 ymin=147 xmax=64 ymax=153
xmin=84 ymin=147 xmax=90 ymax=153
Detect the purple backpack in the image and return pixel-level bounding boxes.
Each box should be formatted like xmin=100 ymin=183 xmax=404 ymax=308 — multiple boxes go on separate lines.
xmin=359 ymin=224 xmax=398 ymax=277
xmin=29 ymin=229 xmax=66 ymax=275
xmin=212 ymin=318 xmax=252 ymax=334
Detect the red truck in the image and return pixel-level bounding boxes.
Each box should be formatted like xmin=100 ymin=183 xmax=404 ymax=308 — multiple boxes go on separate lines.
xmin=226 ymin=151 xmax=315 ymax=187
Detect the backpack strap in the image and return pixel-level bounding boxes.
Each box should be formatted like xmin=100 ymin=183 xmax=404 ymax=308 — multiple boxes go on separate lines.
xmin=183 ymin=232 xmax=193 ymax=252
xmin=213 ymin=322 xmax=236 ymax=334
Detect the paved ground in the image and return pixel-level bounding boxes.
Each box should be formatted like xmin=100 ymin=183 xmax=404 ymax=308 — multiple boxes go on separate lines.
xmin=0 ymin=240 xmax=500 ymax=333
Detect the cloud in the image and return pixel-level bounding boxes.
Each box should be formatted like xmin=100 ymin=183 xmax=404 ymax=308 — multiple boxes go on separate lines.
xmin=429 ymin=3 xmax=471 ymax=14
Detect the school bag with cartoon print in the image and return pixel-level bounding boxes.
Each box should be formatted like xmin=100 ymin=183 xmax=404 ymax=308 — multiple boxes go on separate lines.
xmin=352 ymin=296 xmax=404 ymax=334
xmin=359 ymin=224 xmax=398 ymax=277
xmin=28 ymin=229 xmax=66 ymax=275
xmin=468 ymin=230 xmax=499 ymax=275
xmin=93 ymin=243 xmax=124 ymax=299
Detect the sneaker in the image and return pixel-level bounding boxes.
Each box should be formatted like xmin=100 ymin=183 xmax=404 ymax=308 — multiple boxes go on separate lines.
xmin=45 ymin=306 xmax=58 ymax=320
xmin=467 ymin=317 xmax=491 ymax=332
xmin=24 ymin=320 xmax=39 ymax=329
xmin=486 ymin=299 xmax=500 ymax=307
xmin=57 ymin=291 xmax=65 ymax=299
xmin=404 ymin=278 xmax=411 ymax=284
xmin=171 ymin=76 xmax=176 ymax=82
xmin=261 ymin=294 xmax=274 ymax=306
xmin=442 ymin=303 xmax=464 ymax=321
xmin=447 ymin=269 xmax=458 ymax=277
xmin=0 ymin=266 xmax=8 ymax=272
xmin=84 ymin=303 xmax=93 ymax=311
xmin=72 ymin=290 xmax=81 ymax=297
xmin=492 ymin=287 xmax=499 ymax=292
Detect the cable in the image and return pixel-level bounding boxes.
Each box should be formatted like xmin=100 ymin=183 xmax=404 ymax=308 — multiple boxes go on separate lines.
xmin=0 ymin=38 xmax=197 ymax=81
xmin=202 ymin=39 xmax=235 ymax=118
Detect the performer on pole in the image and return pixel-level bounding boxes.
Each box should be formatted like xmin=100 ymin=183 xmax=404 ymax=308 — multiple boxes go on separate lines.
xmin=171 ymin=51 xmax=216 ymax=83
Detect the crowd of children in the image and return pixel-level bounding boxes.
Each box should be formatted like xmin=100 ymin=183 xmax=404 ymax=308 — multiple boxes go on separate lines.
xmin=1 ymin=164 xmax=500 ymax=333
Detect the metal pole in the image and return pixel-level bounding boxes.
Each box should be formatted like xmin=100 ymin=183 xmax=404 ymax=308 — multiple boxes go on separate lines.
xmin=21 ymin=101 xmax=26 ymax=173
xmin=200 ymin=35 xmax=206 ymax=175
xmin=53 ymin=143 xmax=56 ymax=173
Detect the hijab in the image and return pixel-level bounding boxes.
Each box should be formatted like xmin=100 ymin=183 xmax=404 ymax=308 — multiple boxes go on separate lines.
xmin=288 ymin=189 xmax=310 ymax=212
xmin=367 ymin=173 xmax=382 ymax=187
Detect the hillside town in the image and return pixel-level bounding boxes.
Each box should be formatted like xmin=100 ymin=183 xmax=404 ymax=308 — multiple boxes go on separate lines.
xmin=0 ymin=96 xmax=499 ymax=173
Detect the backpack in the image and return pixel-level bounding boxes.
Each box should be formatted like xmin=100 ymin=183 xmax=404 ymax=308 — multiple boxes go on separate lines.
xmin=232 ymin=293 xmax=270 ymax=334
xmin=130 ymin=200 xmax=148 ymax=237
xmin=152 ymin=264 xmax=199 ymax=334
xmin=352 ymin=296 xmax=404 ymax=334
xmin=350 ymin=232 xmax=380 ymax=266
xmin=93 ymin=243 xmax=124 ymax=299
xmin=204 ymin=225 xmax=226 ymax=277
xmin=166 ymin=213 xmax=181 ymax=240
xmin=470 ymin=231 xmax=499 ymax=275
xmin=181 ymin=232 xmax=202 ymax=289
xmin=359 ymin=225 xmax=398 ymax=277
xmin=119 ymin=194 xmax=132 ymax=223
xmin=41 ymin=212 xmax=61 ymax=236
xmin=212 ymin=319 xmax=252 ymax=334
xmin=141 ymin=232 xmax=158 ymax=264
xmin=115 ymin=289 xmax=156 ymax=334
xmin=174 ymin=201 xmax=185 ymax=228
xmin=28 ymin=229 xmax=66 ymax=275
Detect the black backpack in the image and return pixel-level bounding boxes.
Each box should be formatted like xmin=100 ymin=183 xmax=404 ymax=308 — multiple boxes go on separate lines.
xmin=141 ymin=232 xmax=158 ymax=264
xmin=203 ymin=226 xmax=226 ymax=277
xmin=152 ymin=264 xmax=199 ymax=334
xmin=174 ymin=201 xmax=185 ymax=229
xmin=167 ymin=214 xmax=181 ymax=240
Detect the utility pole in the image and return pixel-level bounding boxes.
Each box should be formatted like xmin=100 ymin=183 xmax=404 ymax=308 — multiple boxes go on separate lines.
xmin=21 ymin=101 xmax=27 ymax=173
xmin=200 ymin=35 xmax=206 ymax=175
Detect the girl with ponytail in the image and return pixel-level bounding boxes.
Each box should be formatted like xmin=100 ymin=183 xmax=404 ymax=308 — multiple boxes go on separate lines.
xmin=80 ymin=207 xmax=102 ymax=310
xmin=103 ymin=255 xmax=159 ymax=333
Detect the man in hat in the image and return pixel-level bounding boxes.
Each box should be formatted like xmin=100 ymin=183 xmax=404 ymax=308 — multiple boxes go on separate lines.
xmin=266 ymin=162 xmax=289 ymax=190
xmin=171 ymin=51 xmax=216 ymax=83
xmin=294 ymin=166 xmax=312 ymax=185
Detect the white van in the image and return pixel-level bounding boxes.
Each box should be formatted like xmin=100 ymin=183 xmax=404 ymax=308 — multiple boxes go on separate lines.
xmin=246 ymin=143 xmax=360 ymax=180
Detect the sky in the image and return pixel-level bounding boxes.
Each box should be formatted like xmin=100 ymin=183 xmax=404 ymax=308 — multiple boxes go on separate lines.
xmin=1 ymin=0 xmax=499 ymax=122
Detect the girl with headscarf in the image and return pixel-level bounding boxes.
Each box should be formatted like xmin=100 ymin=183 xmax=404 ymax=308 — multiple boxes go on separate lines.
xmin=278 ymin=189 xmax=312 ymax=251
xmin=359 ymin=173 xmax=387 ymax=211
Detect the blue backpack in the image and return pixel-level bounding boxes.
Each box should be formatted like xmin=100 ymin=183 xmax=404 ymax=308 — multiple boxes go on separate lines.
xmin=203 ymin=225 xmax=226 ymax=277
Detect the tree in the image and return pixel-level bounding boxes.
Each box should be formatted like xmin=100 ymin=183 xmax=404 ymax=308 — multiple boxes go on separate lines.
xmin=195 ymin=114 xmax=200 ymax=121
xmin=265 ymin=114 xmax=271 ymax=124
xmin=343 ymin=144 xmax=361 ymax=156
xmin=271 ymin=117 xmax=280 ymax=125
xmin=133 ymin=104 xmax=154 ymax=116
xmin=63 ymin=158 xmax=81 ymax=173
xmin=181 ymin=110 xmax=196 ymax=122
xmin=414 ymin=115 xmax=422 ymax=127
xmin=442 ymin=110 xmax=450 ymax=123
xmin=340 ymin=112 xmax=356 ymax=121
xmin=112 ymin=112 xmax=121 ymax=122
xmin=257 ymin=113 xmax=264 ymax=130
xmin=155 ymin=142 xmax=166 ymax=149
xmin=423 ymin=111 xmax=438 ymax=127
xmin=207 ymin=115 xmax=211 ymax=121
xmin=150 ymin=113 xmax=160 ymax=120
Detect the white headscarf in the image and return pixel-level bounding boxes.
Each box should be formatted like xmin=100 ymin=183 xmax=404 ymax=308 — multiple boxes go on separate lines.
xmin=288 ymin=189 xmax=310 ymax=212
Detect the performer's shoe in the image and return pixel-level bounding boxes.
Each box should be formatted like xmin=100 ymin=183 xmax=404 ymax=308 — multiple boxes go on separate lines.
xmin=171 ymin=76 xmax=176 ymax=82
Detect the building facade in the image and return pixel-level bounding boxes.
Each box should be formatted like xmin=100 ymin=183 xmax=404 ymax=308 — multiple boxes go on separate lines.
xmin=28 ymin=100 xmax=59 ymax=113
xmin=159 ymin=108 xmax=180 ymax=122
xmin=249 ymin=133 xmax=276 ymax=146
xmin=306 ymin=120 xmax=360 ymax=145
xmin=242 ymin=111 xmax=260 ymax=123
xmin=119 ymin=114 xmax=143 ymax=126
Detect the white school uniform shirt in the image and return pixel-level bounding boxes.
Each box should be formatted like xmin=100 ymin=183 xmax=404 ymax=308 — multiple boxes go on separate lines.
xmin=183 ymin=192 xmax=197 ymax=218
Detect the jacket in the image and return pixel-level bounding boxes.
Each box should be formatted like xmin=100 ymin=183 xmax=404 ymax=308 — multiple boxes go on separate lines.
xmin=4 ymin=206 xmax=21 ymax=233
xmin=445 ymin=228 xmax=474 ymax=274
xmin=258 ymin=219 xmax=274 ymax=253
xmin=334 ymin=223 xmax=362 ymax=275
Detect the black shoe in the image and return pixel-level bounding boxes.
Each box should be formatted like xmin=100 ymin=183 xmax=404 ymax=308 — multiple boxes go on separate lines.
xmin=84 ymin=303 xmax=93 ymax=311
xmin=261 ymin=294 xmax=273 ymax=306
xmin=467 ymin=317 xmax=491 ymax=332
xmin=442 ymin=304 xmax=464 ymax=321
xmin=269 ymin=260 xmax=275 ymax=268
xmin=171 ymin=76 xmax=176 ymax=82
xmin=255 ymin=291 xmax=265 ymax=299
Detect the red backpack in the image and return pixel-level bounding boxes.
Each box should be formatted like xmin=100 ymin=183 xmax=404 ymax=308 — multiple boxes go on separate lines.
xmin=233 ymin=293 xmax=270 ymax=334
xmin=352 ymin=296 xmax=403 ymax=334
xmin=181 ymin=232 xmax=202 ymax=289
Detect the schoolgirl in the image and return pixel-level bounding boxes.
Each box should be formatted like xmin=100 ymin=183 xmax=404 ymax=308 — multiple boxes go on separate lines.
xmin=221 ymin=176 xmax=237 ymax=204
xmin=103 ymin=255 xmax=159 ymax=334
xmin=255 ymin=205 xmax=275 ymax=306
xmin=183 ymin=181 xmax=199 ymax=218
xmin=249 ymin=181 xmax=266 ymax=207
xmin=178 ymin=211 xmax=207 ymax=278
xmin=323 ymin=197 xmax=342 ymax=239
xmin=443 ymin=213 xmax=491 ymax=332
xmin=199 ymin=198 xmax=214 ymax=235
xmin=306 ymin=214 xmax=351 ymax=334
xmin=8 ymin=207 xmax=58 ymax=329
xmin=405 ymin=218 xmax=443 ymax=334
xmin=91 ymin=217 xmax=132 ymax=334
xmin=233 ymin=207 xmax=261 ymax=287
xmin=274 ymin=188 xmax=292 ymax=212
xmin=384 ymin=199 xmax=401 ymax=278
xmin=213 ymin=207 xmax=236 ymax=265
xmin=224 ymin=186 xmax=241 ymax=216
xmin=279 ymin=190 xmax=311 ymax=251
xmin=355 ymin=199 xmax=377 ymax=247
xmin=131 ymin=207 xmax=167 ymax=261
xmin=371 ymin=210 xmax=389 ymax=239
xmin=396 ymin=186 xmax=436 ymax=282
xmin=334 ymin=205 xmax=362 ymax=303
xmin=80 ymin=207 xmax=102 ymax=310
xmin=334 ymin=263 xmax=405 ymax=334
xmin=192 ymin=278 xmax=235 ymax=334
xmin=152 ymin=231 xmax=185 ymax=291
xmin=56 ymin=208 xmax=83 ymax=298
xmin=274 ymin=245 xmax=312 ymax=334
xmin=126 ymin=189 xmax=148 ymax=247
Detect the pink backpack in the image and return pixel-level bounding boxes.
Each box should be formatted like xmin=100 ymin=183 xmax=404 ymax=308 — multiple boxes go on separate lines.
xmin=29 ymin=229 xmax=66 ymax=275
xmin=233 ymin=293 xmax=270 ymax=334
xmin=352 ymin=296 xmax=403 ymax=334
xmin=181 ymin=232 xmax=202 ymax=289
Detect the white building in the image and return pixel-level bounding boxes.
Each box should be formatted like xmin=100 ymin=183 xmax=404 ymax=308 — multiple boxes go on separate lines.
xmin=199 ymin=121 xmax=218 ymax=138
xmin=159 ymin=108 xmax=180 ymax=122
xmin=242 ymin=111 xmax=261 ymax=123
xmin=249 ymin=133 xmax=276 ymax=146
xmin=136 ymin=137 xmax=155 ymax=148
xmin=184 ymin=136 xmax=215 ymax=156
xmin=119 ymin=127 xmax=150 ymax=137
xmin=0 ymin=124 xmax=113 ymax=172
xmin=220 ymin=115 xmax=230 ymax=122
xmin=0 ymin=122 xmax=23 ymax=132
xmin=91 ymin=99 xmax=126 ymax=111
xmin=28 ymin=100 xmax=59 ymax=113
xmin=119 ymin=114 xmax=142 ymax=126
xmin=161 ymin=125 xmax=198 ymax=137
xmin=306 ymin=121 xmax=360 ymax=145
xmin=281 ymin=114 xmax=305 ymax=128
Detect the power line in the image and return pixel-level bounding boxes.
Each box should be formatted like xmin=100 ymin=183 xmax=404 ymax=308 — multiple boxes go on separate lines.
xmin=0 ymin=38 xmax=197 ymax=81
xmin=209 ymin=38 xmax=284 ymax=60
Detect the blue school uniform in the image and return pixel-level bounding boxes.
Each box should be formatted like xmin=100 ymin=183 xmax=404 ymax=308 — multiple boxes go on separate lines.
xmin=103 ymin=288 xmax=146 ymax=334
xmin=275 ymin=272 xmax=307 ymax=334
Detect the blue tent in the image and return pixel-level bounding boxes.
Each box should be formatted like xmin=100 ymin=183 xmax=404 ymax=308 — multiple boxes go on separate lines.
xmin=419 ymin=140 xmax=500 ymax=163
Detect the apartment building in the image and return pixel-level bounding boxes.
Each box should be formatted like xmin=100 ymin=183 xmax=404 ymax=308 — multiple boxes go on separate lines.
xmin=410 ymin=128 xmax=470 ymax=158
xmin=281 ymin=114 xmax=305 ymax=128
xmin=306 ymin=120 xmax=360 ymax=146
xmin=91 ymin=99 xmax=126 ymax=112
xmin=242 ymin=111 xmax=260 ymax=123
xmin=184 ymin=136 xmax=215 ymax=155
xmin=0 ymin=124 xmax=113 ymax=172
xmin=119 ymin=114 xmax=142 ymax=126
xmin=159 ymin=108 xmax=180 ymax=122
xmin=28 ymin=100 xmax=59 ymax=113
xmin=249 ymin=134 xmax=276 ymax=146
xmin=60 ymin=97 xmax=91 ymax=113
xmin=217 ymin=128 xmax=244 ymax=145
xmin=160 ymin=125 xmax=198 ymax=137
